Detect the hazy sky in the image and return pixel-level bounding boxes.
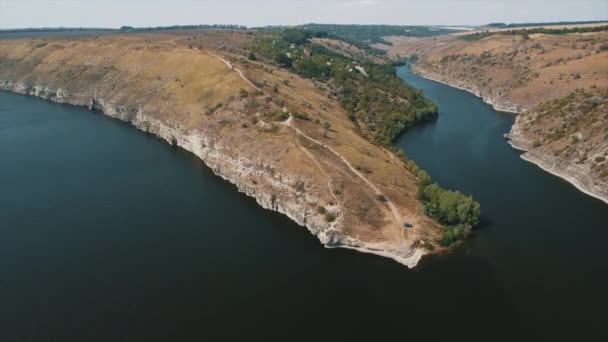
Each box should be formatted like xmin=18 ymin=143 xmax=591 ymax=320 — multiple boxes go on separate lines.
xmin=0 ymin=0 xmax=606 ymax=29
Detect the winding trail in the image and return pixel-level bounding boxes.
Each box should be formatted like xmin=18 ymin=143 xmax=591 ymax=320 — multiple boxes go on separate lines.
xmin=293 ymin=130 xmax=343 ymax=228
xmin=206 ymin=51 xmax=260 ymax=91
xmin=283 ymin=116 xmax=403 ymax=228
xmin=208 ymin=52 xmax=412 ymax=253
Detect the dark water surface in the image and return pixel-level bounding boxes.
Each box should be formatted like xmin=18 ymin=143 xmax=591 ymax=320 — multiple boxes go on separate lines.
xmin=0 ymin=65 xmax=606 ymax=341
xmin=395 ymin=66 xmax=608 ymax=341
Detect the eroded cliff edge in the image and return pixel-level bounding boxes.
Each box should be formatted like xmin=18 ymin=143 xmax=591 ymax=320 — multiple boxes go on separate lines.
xmin=381 ymin=30 xmax=608 ymax=113
xmin=0 ymin=33 xmax=443 ymax=267
xmin=507 ymin=88 xmax=608 ymax=204
xmin=378 ymin=30 xmax=608 ymax=204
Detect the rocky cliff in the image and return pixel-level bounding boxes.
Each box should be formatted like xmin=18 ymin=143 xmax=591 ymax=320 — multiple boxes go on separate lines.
xmin=507 ymin=88 xmax=608 ymax=204
xmin=409 ymin=66 xmax=523 ymax=113
xmin=0 ymin=32 xmax=441 ymax=267
xmin=380 ymin=30 xmax=608 ymax=204
xmin=382 ymin=30 xmax=608 ymax=113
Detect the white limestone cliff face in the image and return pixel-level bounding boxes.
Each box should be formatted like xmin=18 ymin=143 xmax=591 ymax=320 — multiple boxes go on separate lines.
xmin=404 ymin=66 xmax=608 ymax=205
xmin=0 ymin=80 xmax=425 ymax=268
xmin=507 ymin=115 xmax=608 ymax=205
xmin=410 ymin=65 xmax=524 ymax=113
xmin=0 ymin=80 xmax=331 ymax=238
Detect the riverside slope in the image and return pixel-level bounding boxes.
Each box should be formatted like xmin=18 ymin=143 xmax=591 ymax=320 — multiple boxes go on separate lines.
xmin=380 ymin=29 xmax=608 ymax=205
xmin=507 ymin=88 xmax=608 ymax=205
xmin=0 ymin=33 xmax=441 ymax=267
xmin=408 ymin=65 xmax=608 ymax=205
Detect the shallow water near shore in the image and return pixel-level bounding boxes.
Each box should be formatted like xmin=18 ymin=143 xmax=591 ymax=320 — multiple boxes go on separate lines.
xmin=1 ymin=64 xmax=607 ymax=341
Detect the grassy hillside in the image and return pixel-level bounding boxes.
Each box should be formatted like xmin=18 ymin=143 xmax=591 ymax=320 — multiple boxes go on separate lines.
xmin=0 ymin=28 xmax=479 ymax=249
xmin=247 ymin=28 xmax=478 ymax=246
xmin=383 ymin=29 xmax=608 ymax=111
xmin=250 ymin=28 xmax=438 ymax=145
xmin=300 ymin=24 xmax=461 ymax=53
xmin=516 ymin=87 xmax=608 ymax=165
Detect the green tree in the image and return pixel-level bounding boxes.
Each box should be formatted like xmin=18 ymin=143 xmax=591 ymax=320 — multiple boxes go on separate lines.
xmin=274 ymin=53 xmax=292 ymax=68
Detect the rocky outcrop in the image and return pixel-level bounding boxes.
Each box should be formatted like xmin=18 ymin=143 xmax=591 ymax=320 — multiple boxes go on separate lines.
xmin=0 ymin=32 xmax=453 ymax=268
xmin=0 ymin=79 xmax=426 ymax=268
xmin=410 ymin=65 xmax=524 ymax=113
xmin=506 ymin=89 xmax=608 ymax=205
xmin=391 ymin=30 xmax=608 ymax=116
xmin=408 ymin=65 xmax=608 ymax=205
xmin=507 ymin=129 xmax=608 ymax=205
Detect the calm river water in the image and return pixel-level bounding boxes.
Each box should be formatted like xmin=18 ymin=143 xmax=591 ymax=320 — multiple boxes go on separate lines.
xmin=0 ymin=67 xmax=607 ymax=341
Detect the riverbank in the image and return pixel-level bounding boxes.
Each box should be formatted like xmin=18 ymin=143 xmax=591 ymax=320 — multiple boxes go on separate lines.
xmin=509 ymin=140 xmax=608 ymax=205
xmin=0 ymin=81 xmax=427 ymax=268
xmin=409 ymin=65 xmax=608 ymax=206
xmin=409 ymin=65 xmax=523 ymax=113
xmin=507 ymin=115 xmax=608 ymax=206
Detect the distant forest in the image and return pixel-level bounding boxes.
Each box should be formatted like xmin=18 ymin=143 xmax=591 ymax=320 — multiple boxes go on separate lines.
xmin=299 ymin=24 xmax=460 ymax=45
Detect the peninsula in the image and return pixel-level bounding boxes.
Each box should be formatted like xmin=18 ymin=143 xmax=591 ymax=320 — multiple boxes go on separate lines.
xmin=0 ymin=28 xmax=480 ymax=267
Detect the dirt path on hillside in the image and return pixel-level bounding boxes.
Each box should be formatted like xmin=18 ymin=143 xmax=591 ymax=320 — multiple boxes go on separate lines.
xmin=206 ymin=51 xmax=260 ymax=91
xmin=208 ymin=53 xmax=407 ymax=240
xmin=283 ymin=116 xmax=403 ymax=228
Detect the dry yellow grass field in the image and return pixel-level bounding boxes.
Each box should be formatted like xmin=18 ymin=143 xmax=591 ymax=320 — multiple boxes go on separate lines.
xmin=380 ymin=29 xmax=608 ymax=111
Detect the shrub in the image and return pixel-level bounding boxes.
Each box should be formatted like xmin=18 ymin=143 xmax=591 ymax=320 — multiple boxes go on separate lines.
xmin=293 ymin=112 xmax=310 ymax=121
xmin=325 ymin=212 xmax=336 ymax=222
xmin=416 ymin=169 xmax=480 ymax=247
xmin=274 ymin=53 xmax=292 ymax=68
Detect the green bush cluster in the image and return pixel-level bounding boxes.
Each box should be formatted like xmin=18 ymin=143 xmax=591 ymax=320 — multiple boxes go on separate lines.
xmin=406 ymin=158 xmax=481 ymax=247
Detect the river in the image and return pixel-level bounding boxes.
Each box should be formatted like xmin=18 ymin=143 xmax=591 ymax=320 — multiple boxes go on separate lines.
xmin=0 ymin=66 xmax=606 ymax=341
xmin=395 ymin=65 xmax=608 ymax=341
